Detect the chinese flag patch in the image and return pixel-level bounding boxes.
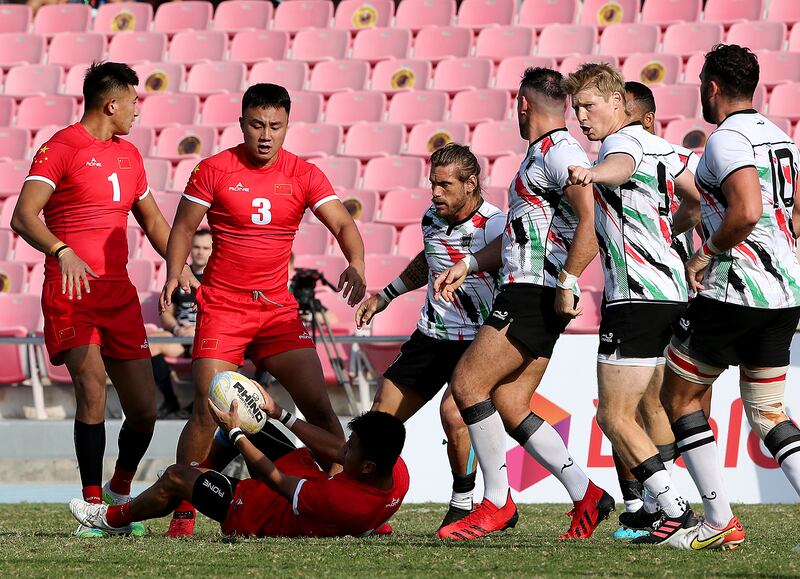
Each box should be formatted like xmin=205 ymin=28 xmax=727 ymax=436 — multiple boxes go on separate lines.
xmin=275 ymin=184 xmax=292 ymax=196
xmin=118 ymin=157 xmax=132 ymax=169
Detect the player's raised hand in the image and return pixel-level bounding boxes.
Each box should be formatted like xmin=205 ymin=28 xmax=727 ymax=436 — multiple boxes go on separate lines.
xmin=355 ymin=294 xmax=388 ymax=329
xmin=567 ymin=165 xmax=595 ymax=186
xmin=338 ymin=261 xmax=366 ymax=307
xmin=253 ymin=382 xmax=281 ymax=420
xmin=433 ymin=261 xmax=468 ymax=302
xmin=159 ymin=276 xmax=180 ymax=314
xmin=554 ymin=287 xmax=583 ymax=320
xmin=207 ymin=398 xmax=241 ymax=433
xmin=59 ymin=249 xmax=99 ymax=301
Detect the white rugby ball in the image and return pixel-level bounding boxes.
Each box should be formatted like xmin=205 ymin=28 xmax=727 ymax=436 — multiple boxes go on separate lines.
xmin=209 ymin=371 xmax=267 ymax=435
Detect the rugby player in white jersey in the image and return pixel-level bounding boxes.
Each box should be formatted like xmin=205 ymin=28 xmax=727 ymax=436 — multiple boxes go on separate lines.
xmin=562 ymin=63 xmax=702 ymax=545
xmin=355 ymin=143 xmax=505 ymax=531
xmin=659 ymin=44 xmax=800 ymax=550
xmin=434 ymin=68 xmax=612 ymax=541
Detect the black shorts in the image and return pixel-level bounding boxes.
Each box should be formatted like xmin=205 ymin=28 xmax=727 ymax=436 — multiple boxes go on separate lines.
xmin=672 ymin=295 xmax=800 ymax=368
xmin=483 ymin=284 xmax=573 ymax=359
xmin=383 ymin=329 xmax=471 ymax=402
xmin=192 ymin=470 xmax=240 ymax=523
xmin=599 ymin=301 xmax=686 ymax=359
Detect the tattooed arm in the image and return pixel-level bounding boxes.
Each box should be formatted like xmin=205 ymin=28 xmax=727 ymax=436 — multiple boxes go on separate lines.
xmin=397 ymin=251 xmax=429 ymax=291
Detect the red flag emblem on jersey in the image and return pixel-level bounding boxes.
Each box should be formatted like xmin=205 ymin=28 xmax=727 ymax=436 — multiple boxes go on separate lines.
xmin=275 ymin=184 xmax=292 ymax=196
xmin=118 ymin=157 xmax=132 ymax=169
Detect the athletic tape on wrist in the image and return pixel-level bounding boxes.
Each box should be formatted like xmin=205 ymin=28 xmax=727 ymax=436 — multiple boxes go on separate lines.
xmin=228 ymin=427 xmax=245 ymax=445
xmin=459 ymin=255 xmax=478 ymax=275
xmin=378 ymin=277 xmax=409 ymax=304
xmin=279 ymin=409 xmax=297 ymax=429
xmin=556 ymin=270 xmax=578 ymax=290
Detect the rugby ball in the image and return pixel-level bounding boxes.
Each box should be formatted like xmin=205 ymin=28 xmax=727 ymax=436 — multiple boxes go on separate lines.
xmin=209 ymin=371 xmax=267 ymax=435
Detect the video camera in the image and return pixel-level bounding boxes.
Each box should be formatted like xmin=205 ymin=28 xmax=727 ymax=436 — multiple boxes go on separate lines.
xmin=290 ymin=268 xmax=335 ymax=312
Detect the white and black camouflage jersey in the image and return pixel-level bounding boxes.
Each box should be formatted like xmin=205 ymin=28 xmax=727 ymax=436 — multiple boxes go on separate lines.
xmin=670 ymin=144 xmax=701 ymax=262
xmin=419 ymin=200 xmax=505 ymax=341
xmin=500 ymin=128 xmax=590 ymax=291
xmin=594 ymin=122 xmax=688 ymax=305
xmin=694 ymin=109 xmax=800 ymax=308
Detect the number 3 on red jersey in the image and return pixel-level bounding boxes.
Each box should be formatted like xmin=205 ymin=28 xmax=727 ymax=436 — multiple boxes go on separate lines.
xmin=251 ymin=198 xmax=272 ymax=225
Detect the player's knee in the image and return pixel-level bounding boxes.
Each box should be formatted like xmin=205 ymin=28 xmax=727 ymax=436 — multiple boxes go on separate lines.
xmin=594 ymin=404 xmax=620 ymax=438
xmin=159 ymin=465 xmax=185 ymax=493
xmin=741 ymin=366 xmax=788 ymax=439
xmin=127 ymin=406 xmax=157 ymax=431
xmin=439 ymin=399 xmax=466 ymax=438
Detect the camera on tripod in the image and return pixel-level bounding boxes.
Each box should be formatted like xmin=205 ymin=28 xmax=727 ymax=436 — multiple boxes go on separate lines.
xmin=290 ymin=267 xmax=330 ymax=313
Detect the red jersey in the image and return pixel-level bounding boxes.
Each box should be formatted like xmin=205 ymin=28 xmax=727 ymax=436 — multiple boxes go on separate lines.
xmin=24 ymin=123 xmax=149 ymax=282
xmin=222 ymin=451 xmax=410 ymax=538
xmin=183 ymin=146 xmax=338 ymax=295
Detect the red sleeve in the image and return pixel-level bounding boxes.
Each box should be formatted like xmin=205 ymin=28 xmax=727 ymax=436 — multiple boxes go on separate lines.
xmin=182 ymin=160 xmax=216 ymax=208
xmin=306 ymin=164 xmax=338 ymax=212
xmin=25 ymin=140 xmax=73 ymax=191
xmin=293 ymin=478 xmax=337 ymax=519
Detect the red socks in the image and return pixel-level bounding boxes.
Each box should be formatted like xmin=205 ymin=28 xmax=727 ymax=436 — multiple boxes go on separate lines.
xmin=83 ymin=485 xmax=102 ymax=505
xmin=109 ymin=466 xmax=136 ymax=496
xmin=106 ymin=502 xmax=133 ymax=528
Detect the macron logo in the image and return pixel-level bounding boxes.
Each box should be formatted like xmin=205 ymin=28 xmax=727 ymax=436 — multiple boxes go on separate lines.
xmin=228 ymin=182 xmax=250 ymax=192
xmin=85 ymin=157 xmax=102 ymax=167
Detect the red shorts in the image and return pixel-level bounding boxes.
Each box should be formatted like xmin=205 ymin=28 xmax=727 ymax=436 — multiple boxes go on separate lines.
xmin=221 ymin=448 xmax=325 ymax=537
xmin=193 ymin=285 xmax=314 ymax=367
xmin=42 ymin=279 xmax=149 ymax=365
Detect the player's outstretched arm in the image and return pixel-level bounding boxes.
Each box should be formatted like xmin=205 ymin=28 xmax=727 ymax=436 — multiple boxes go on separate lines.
xmin=557 ymin=182 xmax=599 ymax=319
xmin=568 ymin=153 xmax=635 ymax=188
xmin=160 ymin=199 xmax=206 ymax=313
xmin=355 ymin=251 xmax=428 ymax=328
xmin=671 ymin=168 xmax=701 ymax=236
xmin=315 ymin=200 xmax=366 ymax=307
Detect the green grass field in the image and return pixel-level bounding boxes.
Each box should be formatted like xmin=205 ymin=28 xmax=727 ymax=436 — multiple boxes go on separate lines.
xmin=0 ymin=503 xmax=798 ymax=577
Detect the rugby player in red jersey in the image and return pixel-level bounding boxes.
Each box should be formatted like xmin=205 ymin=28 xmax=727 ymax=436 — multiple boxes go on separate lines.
xmin=161 ymin=83 xmax=366 ymax=536
xmin=12 ymin=62 xmax=196 ymax=538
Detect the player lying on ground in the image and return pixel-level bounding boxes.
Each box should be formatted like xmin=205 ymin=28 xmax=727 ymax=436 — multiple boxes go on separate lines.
xmin=355 ymin=143 xmax=505 ymax=531
xmin=70 ymin=386 xmax=408 ymax=538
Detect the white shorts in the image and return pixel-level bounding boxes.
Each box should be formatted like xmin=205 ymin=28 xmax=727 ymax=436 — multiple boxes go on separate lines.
xmin=597 ymin=349 xmax=666 ymax=368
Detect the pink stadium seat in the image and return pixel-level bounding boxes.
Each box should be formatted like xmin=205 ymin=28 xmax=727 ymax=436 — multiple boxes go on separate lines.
xmin=309 ymin=157 xmax=361 ymax=189
xmin=338 ymin=189 xmax=377 ymax=222
xmin=218 ymin=125 xmax=242 ymax=152
xmin=363 ymin=156 xmax=426 ymax=191
xmin=580 ymin=0 xmax=639 ymax=26
xmin=641 ymin=0 xmax=700 ymax=26
xmin=0 ymin=293 xmax=41 ymax=382
xmin=143 ymin=158 xmax=171 ymax=191
xmin=470 ymin=120 xmax=526 ymax=159
xmin=138 ymin=94 xmax=199 ymax=128
xmin=342 ymin=123 xmax=404 ymax=159
xmin=360 ymin=223 xmax=397 ymax=254
xmin=0 ymin=5 xmax=30 ymax=34
xmin=768 ymin=0 xmax=800 ymax=23
xmin=334 ymin=0 xmax=394 ymax=30
xmin=598 ymin=24 xmax=659 ymax=57
xmin=284 ymin=123 xmax=342 ymax=158
xmin=378 ymin=189 xmax=432 ymax=226
xmin=352 ymin=28 xmax=411 ymax=63
xmin=230 ymin=30 xmax=289 ymax=64
xmin=0 ymin=97 xmax=13 ymax=127
xmin=662 ymin=118 xmax=716 ymax=152
xmin=364 ymin=254 xmax=409 ymax=289
xmin=169 ymin=30 xmax=226 ymax=64
xmin=475 ymin=26 xmax=535 ymax=62
xmin=137 ymin=291 xmax=161 ymax=327
xmin=13 ymin=236 xmax=44 ymax=266
xmin=649 ymin=84 xmax=699 ymax=121
xmin=564 ymin=288 xmax=601 ymax=333
xmin=387 ymin=91 xmax=448 ymax=125
xmin=406 ymin=122 xmax=470 ymax=157
xmin=274 ymin=0 xmax=333 ymax=32
xmin=0 ymin=192 xmax=19 ymax=223
xmin=414 ymin=26 xmax=473 ymax=61
xmin=155 ymin=125 xmax=217 ymax=162
xmin=359 ymin=288 xmax=424 ymax=368
xmin=308 ymin=60 xmax=369 ymax=94
xmin=250 ymin=61 xmax=308 ymax=92
xmin=16 ymin=96 xmax=75 ymax=131
xmin=185 ymin=62 xmax=245 ymax=96
xmin=170 ymin=158 xmax=200 ymax=192
xmin=519 ymin=0 xmax=578 ymax=27
xmin=30 ymin=126 xmax=60 ymax=158
xmin=536 ymin=24 xmax=596 ymax=59
xmin=315 ymin=289 xmax=357 ymax=334
xmin=726 ymin=21 xmax=785 ymax=52
xmin=758 ymin=52 xmax=800 ymax=87
xmin=47 ymin=32 xmax=104 ymax=68
xmin=662 ymin=23 xmax=723 ymax=59
xmin=154 ymin=1 xmax=213 ymax=33
xmin=33 ymin=4 xmax=90 ymax=34
xmin=703 ymin=0 xmax=764 ymax=25
xmin=133 ymin=62 xmax=185 ymax=96
xmin=4 ymin=65 xmax=62 ymax=98
xmin=621 ymin=53 xmax=681 ymax=85
xmin=213 ymin=0 xmax=273 ymax=32
xmin=0 ymin=33 xmax=45 ymax=66
xmin=293 ymin=255 xmax=347 ymax=286
xmin=578 ymin=256 xmax=604 ymax=291
xmin=0 ymin=128 xmax=29 ymax=161
xmin=0 ymin=262 xmax=25 ymax=291
xmin=457 ymin=0 xmax=516 ymax=28
xmin=433 ymin=57 xmax=493 ymax=93
xmin=769 ymin=83 xmax=800 ymax=121
xmin=62 ymin=63 xmax=91 ymax=98
xmin=126 ymin=126 xmax=155 ymax=157
xmin=28 ymin=262 xmax=44 ymax=292
xmin=490 ymin=154 xmax=523 ymax=187
xmin=682 ymin=53 xmax=704 ymax=84
xmin=767 ymin=116 xmax=792 ymax=135
xmin=289 ymin=91 xmax=324 ymax=123
xmin=108 ymin=32 xmax=167 ymax=65
xmin=559 ymin=54 xmax=619 ymax=75
xmin=450 ymin=89 xmax=509 ymax=125
xmin=396 ymin=0 xmax=455 ymax=30
xmin=128 ymin=259 xmax=156 ymax=294
xmin=200 ymin=92 xmax=242 ymax=128
xmin=371 ymin=59 xmax=432 ymax=93
xmin=495 ymin=56 xmax=557 ymax=91
xmin=291 ymin=28 xmax=349 ymax=63
xmin=396 ymin=224 xmax=423 ymax=257
xmin=94 ymin=3 xmax=153 ymax=33
xmin=293 ymin=223 xmax=331 ymax=256
xmin=786 ymin=23 xmax=800 ymax=52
